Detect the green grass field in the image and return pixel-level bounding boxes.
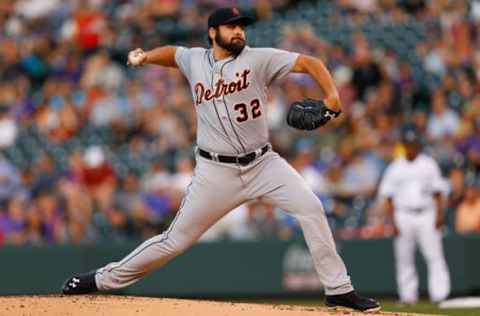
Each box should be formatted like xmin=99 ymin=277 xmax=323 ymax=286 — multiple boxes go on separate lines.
xmin=376 ymin=300 xmax=479 ymax=315
xmin=231 ymin=298 xmax=480 ymax=315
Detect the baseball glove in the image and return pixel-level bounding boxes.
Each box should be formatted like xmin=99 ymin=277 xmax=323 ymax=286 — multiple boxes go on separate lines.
xmin=286 ymin=98 xmax=341 ymax=130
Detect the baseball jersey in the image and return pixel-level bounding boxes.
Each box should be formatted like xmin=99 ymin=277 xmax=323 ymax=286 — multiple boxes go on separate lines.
xmin=175 ymin=46 xmax=299 ymax=155
xmin=378 ymin=153 xmax=445 ymax=212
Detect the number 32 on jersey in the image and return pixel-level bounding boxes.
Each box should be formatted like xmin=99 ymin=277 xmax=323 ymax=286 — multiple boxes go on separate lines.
xmin=234 ymin=98 xmax=261 ymax=123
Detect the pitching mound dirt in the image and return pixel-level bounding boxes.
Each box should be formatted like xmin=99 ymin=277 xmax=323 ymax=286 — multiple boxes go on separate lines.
xmin=0 ymin=295 xmax=434 ymax=316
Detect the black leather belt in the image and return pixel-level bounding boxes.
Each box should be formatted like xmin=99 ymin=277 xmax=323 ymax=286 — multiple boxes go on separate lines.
xmin=198 ymin=145 xmax=269 ymax=166
xmin=406 ymin=207 xmax=425 ymax=214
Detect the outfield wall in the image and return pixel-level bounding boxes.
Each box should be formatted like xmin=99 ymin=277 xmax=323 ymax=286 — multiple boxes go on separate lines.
xmin=1 ymin=235 xmax=479 ymax=297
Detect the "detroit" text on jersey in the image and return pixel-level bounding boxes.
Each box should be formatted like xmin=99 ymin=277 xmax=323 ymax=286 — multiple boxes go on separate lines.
xmin=194 ymin=69 xmax=251 ymax=105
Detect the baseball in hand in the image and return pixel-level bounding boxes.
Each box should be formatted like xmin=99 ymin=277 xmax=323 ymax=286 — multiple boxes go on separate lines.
xmin=127 ymin=48 xmax=146 ymax=66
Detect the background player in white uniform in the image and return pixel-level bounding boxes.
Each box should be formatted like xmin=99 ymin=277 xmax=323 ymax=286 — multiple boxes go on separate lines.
xmin=62 ymin=7 xmax=379 ymax=312
xmin=378 ymin=128 xmax=450 ymax=304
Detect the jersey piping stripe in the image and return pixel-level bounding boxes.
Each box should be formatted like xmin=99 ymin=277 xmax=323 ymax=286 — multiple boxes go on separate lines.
xmin=95 ymin=198 xmax=183 ymax=277
xmin=206 ymin=49 xmax=213 ymax=68
xmin=207 ymin=50 xmax=241 ymax=154
xmin=220 ymin=58 xmax=247 ymax=153
xmin=99 ymin=198 xmax=184 ymax=275
xmin=96 ymin=168 xmax=197 ymax=277
xmin=210 ymin=72 xmax=241 ymax=154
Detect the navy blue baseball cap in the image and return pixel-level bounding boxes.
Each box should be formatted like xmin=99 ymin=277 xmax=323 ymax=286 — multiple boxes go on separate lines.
xmin=401 ymin=126 xmax=421 ymax=144
xmin=208 ymin=7 xmax=254 ymax=28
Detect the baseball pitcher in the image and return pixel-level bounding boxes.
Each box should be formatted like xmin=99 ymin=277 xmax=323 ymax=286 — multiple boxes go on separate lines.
xmin=62 ymin=7 xmax=379 ymax=312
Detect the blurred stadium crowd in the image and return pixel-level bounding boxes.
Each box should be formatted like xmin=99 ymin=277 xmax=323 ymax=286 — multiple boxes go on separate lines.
xmin=0 ymin=0 xmax=480 ymax=245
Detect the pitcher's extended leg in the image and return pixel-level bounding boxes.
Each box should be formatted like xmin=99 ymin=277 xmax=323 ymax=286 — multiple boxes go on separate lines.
xmin=249 ymin=153 xmax=353 ymax=295
xmin=95 ymin=158 xmax=245 ymax=291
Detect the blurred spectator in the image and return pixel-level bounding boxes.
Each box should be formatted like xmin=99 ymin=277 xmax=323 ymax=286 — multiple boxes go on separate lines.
xmin=351 ymin=33 xmax=382 ymax=101
xmin=140 ymin=158 xmax=176 ymax=235
xmin=81 ymin=51 xmax=125 ymax=91
xmin=427 ymin=90 xmax=460 ymax=141
xmin=34 ymin=189 xmax=67 ymax=244
xmin=0 ymin=156 xmax=27 ymax=205
xmin=0 ymin=195 xmax=28 ymax=245
xmin=247 ymin=201 xmax=283 ymax=240
xmin=15 ymin=0 xmax=61 ymax=20
xmin=171 ymin=156 xmax=194 ymax=192
xmin=170 ymin=155 xmax=194 ymax=210
xmin=290 ymin=140 xmax=328 ymax=196
xmin=93 ymin=205 xmax=132 ymax=242
xmin=0 ymin=0 xmax=479 ymax=244
xmin=0 ymin=105 xmax=18 ymax=148
xmin=72 ymin=2 xmax=107 ymax=52
xmin=143 ymin=158 xmax=170 ymax=193
xmin=31 ymin=154 xmax=61 ymax=195
xmin=115 ymin=173 xmax=144 ymax=218
xmin=332 ymin=138 xmax=381 ymax=199
xmin=447 ymin=168 xmax=465 ymax=214
xmin=457 ymin=117 xmax=480 ymax=173
xmin=79 ymin=146 xmax=116 ymax=211
xmin=52 ymin=150 xmax=95 ymax=244
xmin=455 ymin=182 xmax=480 ymax=234
xmin=200 ymin=204 xmax=251 ymax=241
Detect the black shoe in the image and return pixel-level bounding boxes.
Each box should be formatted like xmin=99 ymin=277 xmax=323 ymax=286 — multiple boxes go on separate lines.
xmin=62 ymin=271 xmax=98 ymax=295
xmin=325 ymin=291 xmax=381 ymax=313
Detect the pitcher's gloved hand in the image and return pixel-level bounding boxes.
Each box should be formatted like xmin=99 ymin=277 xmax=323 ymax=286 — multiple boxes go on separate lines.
xmin=286 ymin=98 xmax=341 ymax=130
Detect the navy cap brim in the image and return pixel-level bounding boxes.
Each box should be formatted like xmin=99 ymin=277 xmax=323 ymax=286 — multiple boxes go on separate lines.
xmin=211 ymin=16 xmax=253 ymax=27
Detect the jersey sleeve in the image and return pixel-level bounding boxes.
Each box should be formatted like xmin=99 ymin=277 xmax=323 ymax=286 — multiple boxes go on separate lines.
xmin=378 ymin=164 xmax=396 ymax=200
xmin=428 ymin=158 xmax=446 ymax=195
xmin=174 ymin=46 xmax=193 ymax=79
xmin=253 ymin=48 xmax=299 ymax=86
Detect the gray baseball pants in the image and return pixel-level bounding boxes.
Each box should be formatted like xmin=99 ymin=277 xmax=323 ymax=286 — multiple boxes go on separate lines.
xmin=95 ymin=150 xmax=353 ymax=295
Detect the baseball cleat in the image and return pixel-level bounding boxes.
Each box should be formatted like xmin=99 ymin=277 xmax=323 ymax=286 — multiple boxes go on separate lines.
xmin=62 ymin=271 xmax=98 ymax=295
xmin=325 ymin=290 xmax=381 ymax=313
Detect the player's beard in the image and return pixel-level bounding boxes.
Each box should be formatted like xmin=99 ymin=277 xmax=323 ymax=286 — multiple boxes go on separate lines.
xmin=215 ymin=31 xmax=246 ymax=57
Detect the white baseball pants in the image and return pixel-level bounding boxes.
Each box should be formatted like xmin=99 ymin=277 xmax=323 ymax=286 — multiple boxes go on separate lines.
xmin=394 ymin=210 xmax=450 ymax=303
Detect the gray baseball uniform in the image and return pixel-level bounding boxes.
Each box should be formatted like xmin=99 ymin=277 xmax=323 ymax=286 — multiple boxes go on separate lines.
xmin=94 ymin=46 xmax=354 ymax=295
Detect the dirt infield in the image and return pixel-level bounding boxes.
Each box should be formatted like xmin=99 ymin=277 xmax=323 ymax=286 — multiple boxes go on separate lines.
xmin=0 ymin=295 xmax=435 ymax=316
